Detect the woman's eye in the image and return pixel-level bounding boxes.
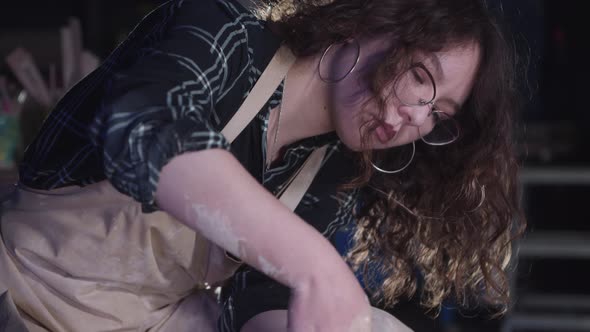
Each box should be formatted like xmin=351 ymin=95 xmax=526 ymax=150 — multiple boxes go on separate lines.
xmin=411 ymin=68 xmax=424 ymax=84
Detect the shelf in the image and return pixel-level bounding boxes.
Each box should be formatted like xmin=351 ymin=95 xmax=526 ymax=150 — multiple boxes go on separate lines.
xmin=519 ymin=293 xmax=590 ymax=311
xmin=520 ymin=167 xmax=590 ymax=185
xmin=504 ymin=167 xmax=590 ymax=332
xmin=505 ymin=313 xmax=590 ymax=331
xmin=518 ymin=231 xmax=590 ymax=259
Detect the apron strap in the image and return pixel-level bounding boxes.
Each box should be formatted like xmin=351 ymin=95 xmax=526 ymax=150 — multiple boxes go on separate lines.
xmin=219 ymin=44 xmax=329 ymax=265
xmin=220 ymin=44 xmax=328 ymax=211
xmin=221 ymin=45 xmax=295 ymax=143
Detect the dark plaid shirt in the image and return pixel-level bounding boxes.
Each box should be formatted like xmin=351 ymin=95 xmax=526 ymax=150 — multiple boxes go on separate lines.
xmin=19 ymin=0 xmax=361 ymax=330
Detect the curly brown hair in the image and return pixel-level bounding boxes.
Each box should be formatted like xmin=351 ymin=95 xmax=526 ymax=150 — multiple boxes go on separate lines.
xmin=258 ymin=0 xmax=526 ymax=315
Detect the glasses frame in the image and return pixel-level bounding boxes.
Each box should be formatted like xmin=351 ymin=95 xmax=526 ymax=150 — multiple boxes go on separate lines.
xmin=392 ymin=63 xmax=460 ymax=146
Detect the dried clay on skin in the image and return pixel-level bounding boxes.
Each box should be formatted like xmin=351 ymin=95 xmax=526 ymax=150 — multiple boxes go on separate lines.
xmin=257 ymin=255 xmax=286 ymax=279
xmin=188 ymin=201 xmax=244 ymax=258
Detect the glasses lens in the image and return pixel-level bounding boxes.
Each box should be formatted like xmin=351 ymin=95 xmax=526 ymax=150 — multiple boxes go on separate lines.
xmin=420 ymin=111 xmax=460 ymax=145
xmin=393 ymin=66 xmax=435 ymax=105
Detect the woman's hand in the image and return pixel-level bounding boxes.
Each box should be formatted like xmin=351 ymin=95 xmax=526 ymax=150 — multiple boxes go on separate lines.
xmin=242 ymin=305 xmax=414 ymax=332
xmin=288 ymin=265 xmax=372 ymax=332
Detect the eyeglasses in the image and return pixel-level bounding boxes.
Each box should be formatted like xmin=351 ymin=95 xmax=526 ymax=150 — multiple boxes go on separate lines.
xmin=392 ymin=64 xmax=460 ymax=146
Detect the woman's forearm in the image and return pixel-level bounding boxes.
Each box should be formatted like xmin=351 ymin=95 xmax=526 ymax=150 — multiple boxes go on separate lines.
xmin=155 ymin=149 xmax=348 ymax=289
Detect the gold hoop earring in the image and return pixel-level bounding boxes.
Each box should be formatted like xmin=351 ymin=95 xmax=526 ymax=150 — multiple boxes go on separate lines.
xmin=317 ymin=39 xmax=361 ymax=83
xmin=371 ymin=142 xmax=415 ymax=174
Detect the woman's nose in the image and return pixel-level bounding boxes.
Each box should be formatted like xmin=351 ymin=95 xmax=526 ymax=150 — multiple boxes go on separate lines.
xmin=398 ymin=103 xmax=432 ymax=127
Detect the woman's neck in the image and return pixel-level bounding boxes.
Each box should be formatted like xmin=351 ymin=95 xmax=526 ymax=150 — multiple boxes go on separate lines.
xmin=272 ymin=54 xmax=334 ymax=149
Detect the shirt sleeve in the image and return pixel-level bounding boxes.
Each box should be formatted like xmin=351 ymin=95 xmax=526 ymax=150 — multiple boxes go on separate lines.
xmin=92 ymin=0 xmax=254 ymax=211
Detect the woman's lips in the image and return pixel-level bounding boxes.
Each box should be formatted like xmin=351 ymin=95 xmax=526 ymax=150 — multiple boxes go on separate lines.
xmin=375 ymin=123 xmax=397 ymax=144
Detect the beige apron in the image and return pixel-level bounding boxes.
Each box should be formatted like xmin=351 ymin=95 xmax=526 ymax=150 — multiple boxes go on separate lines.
xmin=0 ymin=181 xmax=232 ymax=331
xmin=0 ymin=45 xmax=327 ymax=331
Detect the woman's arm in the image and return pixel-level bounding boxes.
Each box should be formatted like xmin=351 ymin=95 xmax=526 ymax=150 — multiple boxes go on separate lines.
xmin=156 ymin=148 xmax=346 ymax=289
xmin=156 ymin=149 xmax=371 ymax=332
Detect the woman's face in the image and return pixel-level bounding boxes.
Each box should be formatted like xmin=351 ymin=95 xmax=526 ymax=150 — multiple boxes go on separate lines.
xmin=326 ymin=36 xmax=481 ymax=151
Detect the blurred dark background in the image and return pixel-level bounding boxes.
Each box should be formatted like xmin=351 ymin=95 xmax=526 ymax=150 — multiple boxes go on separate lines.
xmin=0 ymin=0 xmax=168 ymax=61
xmin=0 ymin=0 xmax=588 ymax=331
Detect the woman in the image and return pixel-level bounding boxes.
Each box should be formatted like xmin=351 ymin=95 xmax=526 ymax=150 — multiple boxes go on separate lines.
xmin=0 ymin=0 xmax=524 ymax=331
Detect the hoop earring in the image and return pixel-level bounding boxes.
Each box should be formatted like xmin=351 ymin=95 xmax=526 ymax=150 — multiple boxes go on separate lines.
xmin=318 ymin=39 xmax=361 ymax=83
xmin=371 ymin=141 xmax=415 ymax=174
